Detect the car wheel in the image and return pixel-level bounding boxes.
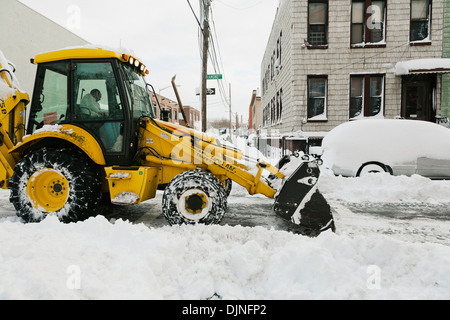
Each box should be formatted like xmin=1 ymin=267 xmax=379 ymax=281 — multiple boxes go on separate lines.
xmin=357 ymin=162 xmax=390 ymax=177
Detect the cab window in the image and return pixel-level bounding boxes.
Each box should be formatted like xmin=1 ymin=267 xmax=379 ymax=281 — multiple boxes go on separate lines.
xmin=74 ymin=62 xmax=124 ymax=121
xmin=121 ymin=64 xmax=155 ymax=119
xmin=28 ymin=61 xmax=69 ymax=133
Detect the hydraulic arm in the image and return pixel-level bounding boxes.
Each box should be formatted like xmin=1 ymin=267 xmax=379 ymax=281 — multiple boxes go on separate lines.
xmin=137 ymin=117 xmax=335 ymax=235
xmin=0 ymin=54 xmax=29 ymax=188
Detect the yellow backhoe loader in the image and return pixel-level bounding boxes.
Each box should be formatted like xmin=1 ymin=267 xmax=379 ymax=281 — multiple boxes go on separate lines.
xmin=0 ymin=47 xmax=334 ymax=236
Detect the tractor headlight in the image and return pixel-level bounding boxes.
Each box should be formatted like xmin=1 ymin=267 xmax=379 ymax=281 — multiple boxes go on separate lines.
xmin=129 ymin=57 xmax=134 ymax=65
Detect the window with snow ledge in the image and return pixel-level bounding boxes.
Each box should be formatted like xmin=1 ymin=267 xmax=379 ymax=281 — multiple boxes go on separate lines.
xmin=410 ymin=0 xmax=432 ymax=45
xmin=307 ymin=75 xmax=328 ymax=122
xmin=350 ymin=74 xmax=385 ymax=119
xmin=351 ymin=0 xmax=386 ymax=48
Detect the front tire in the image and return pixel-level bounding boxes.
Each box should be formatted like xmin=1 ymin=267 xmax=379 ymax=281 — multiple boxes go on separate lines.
xmin=162 ymin=170 xmax=227 ymax=225
xmin=10 ymin=147 xmax=102 ymax=223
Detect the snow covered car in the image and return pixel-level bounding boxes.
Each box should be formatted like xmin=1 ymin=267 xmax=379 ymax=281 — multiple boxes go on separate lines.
xmin=320 ymin=119 xmax=450 ymax=179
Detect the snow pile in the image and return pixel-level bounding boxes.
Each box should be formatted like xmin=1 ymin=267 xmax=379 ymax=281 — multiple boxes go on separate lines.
xmin=1 ymin=136 xmax=450 ymax=300
xmin=318 ymin=169 xmax=450 ymax=204
xmin=0 ymin=214 xmax=449 ymax=300
xmin=394 ymin=58 xmax=450 ymax=76
xmin=0 ymin=50 xmax=21 ymax=100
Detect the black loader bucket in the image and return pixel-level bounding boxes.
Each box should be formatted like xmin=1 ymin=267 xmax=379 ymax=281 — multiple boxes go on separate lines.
xmin=273 ymin=155 xmax=335 ymax=237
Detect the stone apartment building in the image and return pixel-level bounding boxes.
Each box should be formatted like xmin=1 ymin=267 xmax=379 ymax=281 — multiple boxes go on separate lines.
xmin=261 ymin=0 xmax=450 ymax=142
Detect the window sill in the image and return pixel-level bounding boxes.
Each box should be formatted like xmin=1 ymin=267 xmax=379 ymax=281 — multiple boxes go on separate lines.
xmin=351 ymin=43 xmax=386 ymax=49
xmin=306 ymin=45 xmax=328 ymax=50
xmin=410 ymin=41 xmax=432 ymax=46
xmin=307 ymin=119 xmax=328 ymax=123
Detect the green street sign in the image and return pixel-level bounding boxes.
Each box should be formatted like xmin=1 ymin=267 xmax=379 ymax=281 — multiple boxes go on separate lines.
xmin=207 ymin=74 xmax=223 ymax=80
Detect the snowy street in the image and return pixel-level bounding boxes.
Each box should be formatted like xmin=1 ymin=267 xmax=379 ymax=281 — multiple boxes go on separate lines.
xmin=1 ymin=169 xmax=450 ymax=300
xmin=110 ymin=184 xmax=450 ymax=247
xmin=99 ymin=172 xmax=450 ymax=247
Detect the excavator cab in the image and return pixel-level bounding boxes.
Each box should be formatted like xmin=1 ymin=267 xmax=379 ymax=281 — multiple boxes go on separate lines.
xmin=27 ymin=52 xmax=155 ymax=166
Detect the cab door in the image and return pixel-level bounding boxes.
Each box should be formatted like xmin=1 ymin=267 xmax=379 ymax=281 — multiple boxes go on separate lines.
xmin=72 ymin=60 xmax=131 ymax=164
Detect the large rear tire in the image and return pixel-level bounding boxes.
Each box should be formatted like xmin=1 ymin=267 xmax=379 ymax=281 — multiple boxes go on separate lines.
xmin=162 ymin=170 xmax=227 ymax=225
xmin=10 ymin=147 xmax=102 ymax=223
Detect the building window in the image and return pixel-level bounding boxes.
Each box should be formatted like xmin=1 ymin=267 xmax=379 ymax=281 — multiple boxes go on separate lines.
xmin=276 ymin=89 xmax=283 ymax=124
xmin=276 ymin=31 xmax=282 ymax=65
xmin=271 ymin=97 xmax=276 ymax=125
xmin=350 ymin=74 xmax=384 ymax=119
xmin=271 ymin=51 xmax=275 ymax=81
xmin=350 ymin=77 xmax=364 ymax=118
xmin=263 ymin=104 xmax=269 ymax=128
xmin=351 ymin=0 xmax=386 ymax=46
xmin=308 ymin=0 xmax=328 ymax=47
xmin=410 ymin=0 xmax=431 ymax=43
xmin=262 ymin=67 xmax=270 ymax=95
xmin=307 ymin=76 xmax=327 ymax=121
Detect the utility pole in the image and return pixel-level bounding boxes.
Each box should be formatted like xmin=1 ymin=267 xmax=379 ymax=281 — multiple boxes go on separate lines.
xmin=236 ymin=112 xmax=239 ymax=141
xmin=229 ymin=83 xmax=232 ymax=137
xmin=200 ymin=0 xmax=211 ymax=132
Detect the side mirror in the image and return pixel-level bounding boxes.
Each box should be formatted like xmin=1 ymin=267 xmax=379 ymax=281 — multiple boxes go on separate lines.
xmin=7 ymin=61 xmax=16 ymax=73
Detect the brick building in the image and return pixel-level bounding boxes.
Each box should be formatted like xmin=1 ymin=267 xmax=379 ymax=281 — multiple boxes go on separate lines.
xmin=249 ymin=89 xmax=262 ymax=134
xmin=261 ymin=0 xmax=449 ymax=141
xmin=179 ymin=105 xmax=201 ymax=131
xmin=150 ymin=92 xmax=180 ymax=123
xmin=150 ymin=92 xmax=200 ymax=130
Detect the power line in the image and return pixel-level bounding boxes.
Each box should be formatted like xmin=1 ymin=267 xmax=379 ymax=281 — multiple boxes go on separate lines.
xmin=216 ymin=0 xmax=267 ymax=10
xmin=186 ymin=0 xmax=202 ymax=31
xmin=207 ymin=7 xmax=231 ymax=109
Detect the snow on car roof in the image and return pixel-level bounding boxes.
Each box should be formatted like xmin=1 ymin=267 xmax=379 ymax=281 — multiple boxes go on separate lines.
xmin=322 ymin=119 xmax=450 ymax=169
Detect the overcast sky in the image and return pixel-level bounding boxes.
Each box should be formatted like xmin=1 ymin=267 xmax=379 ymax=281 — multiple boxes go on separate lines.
xmin=18 ymin=0 xmax=279 ymax=122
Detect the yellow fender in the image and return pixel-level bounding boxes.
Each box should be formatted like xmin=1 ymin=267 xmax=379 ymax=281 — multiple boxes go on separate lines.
xmin=9 ymin=124 xmax=106 ymax=165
